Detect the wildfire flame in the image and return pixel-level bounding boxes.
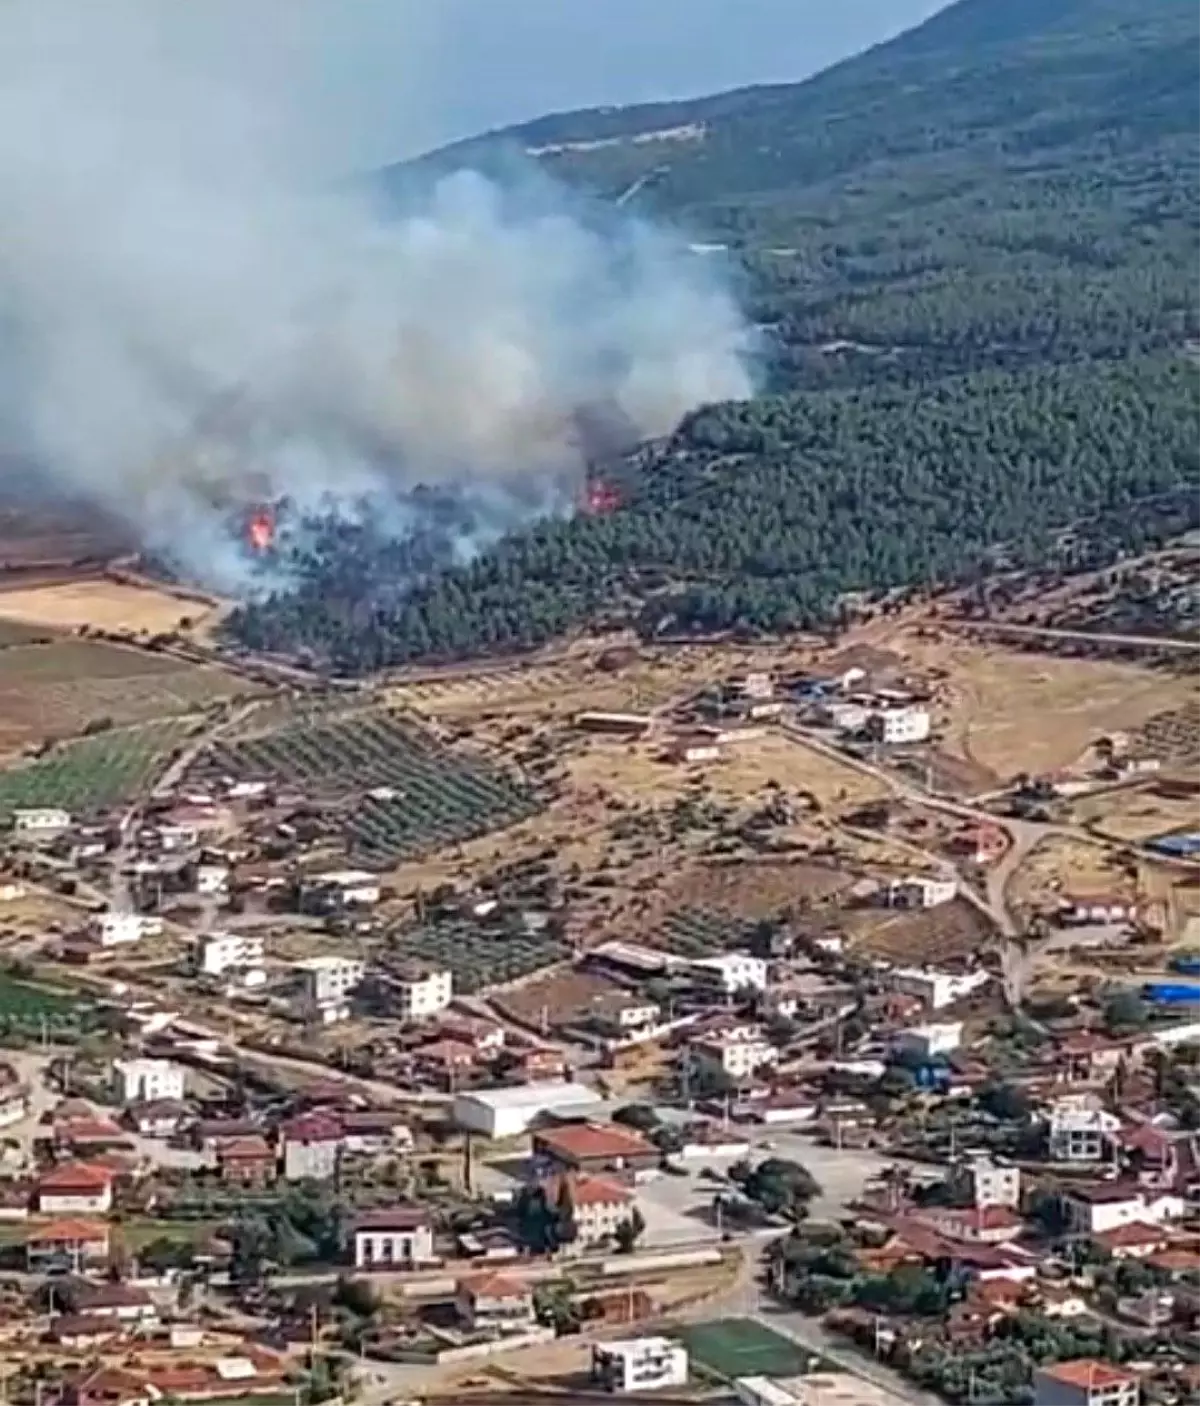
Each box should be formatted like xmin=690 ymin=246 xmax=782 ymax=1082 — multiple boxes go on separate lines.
xmin=582 ymin=478 xmax=622 ymax=516
xmin=247 ymin=508 xmax=274 ymax=552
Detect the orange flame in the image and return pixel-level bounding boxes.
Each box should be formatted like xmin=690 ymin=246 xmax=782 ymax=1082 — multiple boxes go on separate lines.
xmin=247 ymin=509 xmax=274 ymax=552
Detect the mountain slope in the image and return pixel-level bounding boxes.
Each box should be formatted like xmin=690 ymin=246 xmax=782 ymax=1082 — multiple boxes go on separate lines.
xmin=230 ymin=0 xmax=1200 ymax=671
xmin=397 ymin=0 xmax=1197 ymax=390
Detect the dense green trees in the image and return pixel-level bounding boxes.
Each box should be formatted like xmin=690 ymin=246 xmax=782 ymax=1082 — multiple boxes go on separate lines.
xmin=228 ymin=355 xmax=1198 ymax=671
xmin=227 ymin=0 xmax=1199 ymax=673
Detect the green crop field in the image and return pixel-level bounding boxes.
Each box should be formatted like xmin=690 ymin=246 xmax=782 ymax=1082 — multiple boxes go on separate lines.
xmin=382 ymin=917 xmax=570 ymax=994
xmin=0 ymin=974 xmax=95 ymax=1037
xmin=656 ymin=907 xmax=752 ymax=958
xmin=0 ymin=717 xmax=198 ymax=819
xmin=201 ymin=709 xmax=542 ymax=863
xmin=677 ymin=1318 xmax=810 ymax=1379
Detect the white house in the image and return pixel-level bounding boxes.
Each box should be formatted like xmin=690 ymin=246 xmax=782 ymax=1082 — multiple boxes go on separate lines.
xmin=0 ymin=883 xmax=27 ymax=903
xmin=890 ymin=966 xmax=990 ymax=1010
xmin=392 ymin=963 xmax=453 ymax=1022
xmin=196 ymin=932 xmax=264 ymax=977
xmin=693 ymin=1028 xmax=778 ymax=1081
xmin=963 ymin=1155 xmax=1021 ymax=1210
xmin=310 ymin=869 xmax=381 ymax=908
xmin=295 ymin=956 xmax=365 ymax=1018
xmin=1047 ymin=1101 xmax=1121 ymax=1163
xmin=887 ymin=875 xmax=958 ymax=910
xmin=893 ymin=1020 xmax=963 ymax=1059
xmin=690 ymin=953 xmax=769 ymax=995
xmin=591 ymin=1339 xmax=688 ymax=1394
xmin=352 ymin=1209 xmax=434 ymax=1269
xmin=35 ymin=1164 xmax=113 ymax=1215
xmin=114 ymin=1058 xmax=186 ymax=1105
xmin=1059 ymin=1185 xmax=1185 ymax=1236
xmin=195 ymin=864 xmax=230 ymax=897
xmin=90 ymin=913 xmax=163 ymax=948
xmin=824 ymin=701 xmax=871 ymax=733
xmin=12 ymin=808 xmax=71 ymax=836
xmin=870 ymin=705 xmax=931 ymax=745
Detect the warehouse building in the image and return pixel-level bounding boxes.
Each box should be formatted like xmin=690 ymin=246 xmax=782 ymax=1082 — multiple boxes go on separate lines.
xmin=452 ymin=1081 xmax=605 ymax=1139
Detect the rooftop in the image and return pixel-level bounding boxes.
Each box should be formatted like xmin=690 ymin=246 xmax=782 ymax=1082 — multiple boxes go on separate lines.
xmin=353 ymin=1206 xmax=430 ymax=1232
xmin=455 ymin=1080 xmax=604 ymax=1113
xmin=533 ymin=1121 xmax=656 ymax=1162
xmin=457 ymin=1270 xmax=530 ymax=1299
xmin=541 ymin=1172 xmax=633 ymax=1208
xmin=1037 ymin=1359 xmax=1137 ymax=1390
xmin=36 ymin=1163 xmax=113 ymax=1192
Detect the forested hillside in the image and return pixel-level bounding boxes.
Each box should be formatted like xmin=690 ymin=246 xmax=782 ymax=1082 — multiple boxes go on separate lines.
xmin=227 ymin=0 xmax=1200 ymax=672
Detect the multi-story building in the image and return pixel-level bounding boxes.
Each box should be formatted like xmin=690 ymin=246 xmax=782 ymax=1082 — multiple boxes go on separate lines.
xmin=196 ymin=931 xmax=264 ymax=977
xmin=1033 ymin=1359 xmax=1139 ymax=1406
xmin=692 ymin=1028 xmax=778 ymax=1082
xmin=113 ymin=1058 xmax=185 ymax=1106
xmin=532 ymin=1122 xmax=659 ymax=1177
xmin=961 ymin=1154 xmax=1021 ymax=1210
xmin=454 ymin=1272 xmax=535 ymax=1333
xmin=889 ymin=966 xmax=990 ymax=1011
xmin=591 ymin=1338 xmax=688 ymax=1394
xmin=1058 ymin=1185 xmax=1184 ymax=1237
xmin=689 ymin=953 xmax=769 ymax=995
xmin=1047 ymin=1101 xmax=1121 ymax=1163
xmin=892 ymin=1021 xmax=964 ymax=1060
xmin=869 ymin=705 xmax=932 ymax=745
xmin=281 ymin=1113 xmax=342 ymax=1182
xmin=391 ymin=962 xmax=453 ymax=1022
xmin=295 ymin=956 xmax=365 ymax=1021
xmin=540 ymin=1173 xmax=635 ymax=1247
xmin=352 ymin=1208 xmax=434 ymax=1269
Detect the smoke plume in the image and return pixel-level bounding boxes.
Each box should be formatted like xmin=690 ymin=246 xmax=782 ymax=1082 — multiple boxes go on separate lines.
xmin=0 ymin=1 xmax=755 ymax=593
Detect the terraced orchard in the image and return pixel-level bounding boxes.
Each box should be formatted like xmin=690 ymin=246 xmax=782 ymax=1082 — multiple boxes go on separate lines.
xmin=0 ymin=717 xmax=198 ymax=820
xmin=382 ymin=916 xmax=570 ymax=993
xmin=202 ymin=709 xmax=542 ymax=863
xmin=655 ymin=906 xmax=754 ymax=958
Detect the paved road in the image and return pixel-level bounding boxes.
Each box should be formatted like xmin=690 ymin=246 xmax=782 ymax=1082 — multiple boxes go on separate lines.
xmin=778 ymin=720 xmax=1125 ymax=1004
xmin=957 ymin=619 xmax=1200 ymax=654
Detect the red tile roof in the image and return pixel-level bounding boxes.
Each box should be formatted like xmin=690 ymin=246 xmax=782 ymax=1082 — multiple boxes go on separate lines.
xmin=533 ymin=1121 xmax=655 ymax=1163
xmin=282 ymin=1113 xmax=342 ymax=1144
xmin=36 ymin=1163 xmax=113 ymax=1192
xmin=1095 ymin=1220 xmax=1169 ymax=1250
xmin=457 ymin=1270 xmax=530 ymax=1300
xmin=1038 ymin=1359 xmax=1137 ymax=1390
xmin=540 ymin=1172 xmax=633 ymax=1208
xmin=25 ymin=1219 xmax=110 ymax=1245
xmin=216 ymin=1135 xmax=273 ymax=1160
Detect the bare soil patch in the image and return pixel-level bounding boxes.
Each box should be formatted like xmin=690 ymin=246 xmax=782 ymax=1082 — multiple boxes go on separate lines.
xmin=0 ymin=579 xmax=216 ymax=636
xmin=844 ymin=895 xmax=994 ymax=964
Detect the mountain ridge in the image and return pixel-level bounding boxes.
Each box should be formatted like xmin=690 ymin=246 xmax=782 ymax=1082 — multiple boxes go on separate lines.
xmin=232 ymin=0 xmax=1200 ymax=671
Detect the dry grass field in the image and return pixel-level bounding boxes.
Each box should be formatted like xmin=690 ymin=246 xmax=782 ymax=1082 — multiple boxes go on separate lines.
xmin=0 ymin=639 xmax=250 ymax=755
xmin=843 ymin=895 xmax=994 ymax=963
xmin=564 ymin=731 xmax=887 ymax=809
xmin=0 ymin=579 xmax=216 ymax=636
xmin=892 ymin=628 xmax=1196 ymax=777
xmin=1072 ymin=787 xmax=1200 ymax=844
xmin=1009 ymin=835 xmax=1137 ymax=915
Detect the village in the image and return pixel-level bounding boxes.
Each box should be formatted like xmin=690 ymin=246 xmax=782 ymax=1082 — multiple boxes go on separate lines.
xmin=0 ymin=586 xmax=1193 ymax=1406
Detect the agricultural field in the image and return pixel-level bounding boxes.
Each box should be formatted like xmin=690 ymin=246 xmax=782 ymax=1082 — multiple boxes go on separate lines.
xmin=0 ymin=717 xmax=198 ymax=819
xmin=1128 ymin=700 xmax=1200 ymax=766
xmin=0 ymin=638 xmax=250 ymax=753
xmin=1009 ymin=835 xmax=1135 ymax=917
xmin=1072 ymin=785 xmax=1200 ymax=846
xmin=843 ymin=895 xmax=994 ymax=964
xmin=676 ymin=1317 xmax=810 ymax=1379
xmin=652 ymin=906 xmax=752 ymax=959
xmin=492 ymin=967 xmax=627 ymax=1029
xmin=895 ymin=627 xmax=1197 ymax=778
xmin=662 ymin=857 xmax=855 ymax=921
xmin=0 ymin=974 xmax=95 ymax=1038
xmin=0 ymin=579 xmax=214 ymax=636
xmin=381 ymin=916 xmax=571 ymax=993
xmin=200 ymin=709 xmax=542 ymax=864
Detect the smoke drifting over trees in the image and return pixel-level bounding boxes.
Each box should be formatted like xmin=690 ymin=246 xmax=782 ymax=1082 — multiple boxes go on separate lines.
xmin=0 ymin=1 xmax=754 ymax=591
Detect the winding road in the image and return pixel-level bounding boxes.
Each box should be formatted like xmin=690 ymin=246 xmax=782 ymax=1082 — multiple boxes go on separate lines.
xmin=778 ymin=719 xmax=1125 ymax=1004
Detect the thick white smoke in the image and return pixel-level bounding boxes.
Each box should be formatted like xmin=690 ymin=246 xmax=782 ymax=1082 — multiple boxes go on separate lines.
xmin=0 ymin=1 xmax=755 ymax=593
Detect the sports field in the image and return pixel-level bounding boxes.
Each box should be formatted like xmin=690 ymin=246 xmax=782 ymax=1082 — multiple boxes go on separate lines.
xmin=676 ymin=1317 xmax=810 ymax=1379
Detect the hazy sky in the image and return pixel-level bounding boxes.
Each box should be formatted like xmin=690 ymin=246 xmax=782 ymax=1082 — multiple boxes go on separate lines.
xmin=103 ymin=0 xmax=948 ymax=171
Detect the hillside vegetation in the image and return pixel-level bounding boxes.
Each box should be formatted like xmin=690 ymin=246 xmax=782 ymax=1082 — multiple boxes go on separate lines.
xmin=229 ymin=0 xmax=1200 ymax=672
